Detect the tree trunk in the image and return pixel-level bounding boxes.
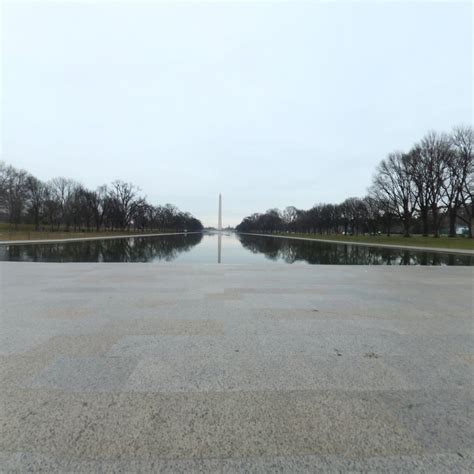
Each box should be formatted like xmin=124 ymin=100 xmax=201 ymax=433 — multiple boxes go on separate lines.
xmin=432 ymin=206 xmax=440 ymax=238
xmin=403 ymin=215 xmax=411 ymax=237
xmin=420 ymin=208 xmax=429 ymax=237
xmin=386 ymin=215 xmax=392 ymax=237
xmin=448 ymin=208 xmax=457 ymax=238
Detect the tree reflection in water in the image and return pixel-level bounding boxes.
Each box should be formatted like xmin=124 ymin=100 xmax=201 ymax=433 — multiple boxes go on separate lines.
xmin=236 ymin=234 xmax=474 ymax=266
xmin=0 ymin=233 xmax=203 ymax=263
xmin=0 ymin=233 xmax=472 ymax=265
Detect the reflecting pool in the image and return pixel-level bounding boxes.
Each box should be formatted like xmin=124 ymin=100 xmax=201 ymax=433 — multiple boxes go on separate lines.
xmin=0 ymin=232 xmax=472 ymax=265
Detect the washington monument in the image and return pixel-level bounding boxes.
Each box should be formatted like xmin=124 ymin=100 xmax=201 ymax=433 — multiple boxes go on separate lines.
xmin=218 ymin=193 xmax=222 ymax=231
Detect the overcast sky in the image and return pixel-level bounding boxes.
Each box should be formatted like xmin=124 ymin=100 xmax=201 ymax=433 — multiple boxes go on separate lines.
xmin=1 ymin=1 xmax=472 ymax=226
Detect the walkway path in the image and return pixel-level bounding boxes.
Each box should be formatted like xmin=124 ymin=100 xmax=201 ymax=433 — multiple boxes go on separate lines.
xmin=1 ymin=262 xmax=472 ymax=472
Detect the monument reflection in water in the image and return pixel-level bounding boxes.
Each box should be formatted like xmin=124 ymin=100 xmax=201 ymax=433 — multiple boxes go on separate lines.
xmin=0 ymin=233 xmax=472 ymax=265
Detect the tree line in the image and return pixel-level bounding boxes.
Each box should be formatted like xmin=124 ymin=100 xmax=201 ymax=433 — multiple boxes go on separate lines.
xmin=0 ymin=163 xmax=203 ymax=232
xmin=236 ymin=126 xmax=473 ymax=238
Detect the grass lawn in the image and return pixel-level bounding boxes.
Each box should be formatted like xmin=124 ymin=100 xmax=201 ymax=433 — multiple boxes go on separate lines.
xmin=0 ymin=224 xmax=176 ymax=242
xmin=274 ymin=232 xmax=474 ymax=251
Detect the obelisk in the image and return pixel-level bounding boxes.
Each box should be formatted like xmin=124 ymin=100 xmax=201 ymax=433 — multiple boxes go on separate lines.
xmin=218 ymin=193 xmax=222 ymax=231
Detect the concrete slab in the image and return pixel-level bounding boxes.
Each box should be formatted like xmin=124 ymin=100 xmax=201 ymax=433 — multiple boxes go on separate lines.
xmin=1 ymin=451 xmax=473 ymax=473
xmin=26 ymin=356 xmax=139 ymax=392
xmin=0 ymin=389 xmax=422 ymax=460
xmin=0 ymin=262 xmax=472 ymax=472
xmin=377 ymin=389 xmax=474 ymax=452
xmin=103 ymin=318 xmax=225 ymax=336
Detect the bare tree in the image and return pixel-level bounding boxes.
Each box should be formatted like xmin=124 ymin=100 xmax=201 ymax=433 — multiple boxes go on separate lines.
xmin=440 ymin=126 xmax=473 ymax=236
xmin=84 ymin=186 xmax=108 ymax=231
xmin=449 ymin=126 xmax=474 ymax=237
xmin=0 ymin=162 xmax=9 ymax=220
xmin=340 ymin=198 xmax=366 ymax=235
xmin=417 ymin=131 xmax=452 ymax=237
xmin=0 ymin=162 xmax=203 ymax=233
xmin=372 ymin=152 xmax=419 ymax=237
xmin=26 ymin=175 xmax=47 ymax=230
xmin=408 ymin=145 xmax=430 ymax=236
xmin=282 ymin=206 xmax=299 ymax=227
xmin=107 ymin=181 xmax=140 ymax=230
xmin=236 ymin=127 xmax=470 ymax=239
xmin=49 ymin=177 xmax=80 ymax=230
xmin=368 ymin=185 xmax=395 ymax=236
xmin=0 ymin=164 xmax=29 ymax=228
xmin=363 ymin=195 xmax=382 ymax=235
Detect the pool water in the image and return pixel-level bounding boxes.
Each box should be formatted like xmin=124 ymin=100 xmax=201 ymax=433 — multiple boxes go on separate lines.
xmin=0 ymin=232 xmax=472 ymax=265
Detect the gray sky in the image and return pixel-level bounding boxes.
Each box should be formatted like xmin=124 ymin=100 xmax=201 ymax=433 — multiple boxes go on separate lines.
xmin=1 ymin=1 xmax=472 ymax=227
